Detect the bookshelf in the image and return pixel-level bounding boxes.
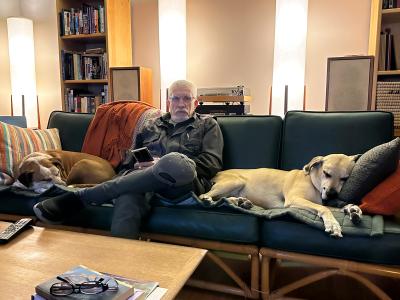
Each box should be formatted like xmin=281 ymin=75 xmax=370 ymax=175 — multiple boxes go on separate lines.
xmin=56 ymin=0 xmax=152 ymax=113
xmin=369 ymin=0 xmax=400 ymax=136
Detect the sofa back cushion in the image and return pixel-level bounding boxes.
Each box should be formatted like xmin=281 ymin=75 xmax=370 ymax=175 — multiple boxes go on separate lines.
xmin=0 ymin=116 xmax=27 ymax=128
xmin=216 ymin=116 xmax=282 ymax=169
xmin=280 ymin=111 xmax=394 ymax=170
xmin=47 ymin=111 xmax=94 ymax=152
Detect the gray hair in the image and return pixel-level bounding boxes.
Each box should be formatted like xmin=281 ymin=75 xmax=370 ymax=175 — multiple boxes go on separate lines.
xmin=168 ymin=80 xmax=197 ymax=98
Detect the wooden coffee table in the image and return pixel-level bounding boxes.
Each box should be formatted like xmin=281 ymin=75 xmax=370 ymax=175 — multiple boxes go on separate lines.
xmin=0 ymin=221 xmax=206 ymax=299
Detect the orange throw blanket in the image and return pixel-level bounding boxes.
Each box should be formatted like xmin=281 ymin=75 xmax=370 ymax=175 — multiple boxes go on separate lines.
xmin=82 ymin=101 xmax=155 ymax=168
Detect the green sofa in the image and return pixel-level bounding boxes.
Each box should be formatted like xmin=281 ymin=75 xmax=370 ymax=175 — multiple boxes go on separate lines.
xmin=1 ymin=110 xmax=399 ymax=299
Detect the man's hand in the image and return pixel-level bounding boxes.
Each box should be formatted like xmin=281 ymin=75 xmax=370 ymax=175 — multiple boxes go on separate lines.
xmin=134 ymin=157 xmax=160 ymax=170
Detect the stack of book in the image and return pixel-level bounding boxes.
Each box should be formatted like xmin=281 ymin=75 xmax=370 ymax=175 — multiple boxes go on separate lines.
xmin=60 ymin=3 xmax=105 ymax=36
xmin=33 ymin=265 xmax=161 ymax=300
xmin=382 ymin=0 xmax=398 ymax=9
xmin=376 ymin=81 xmax=400 ymax=129
xmin=64 ymin=87 xmax=108 ymax=113
xmin=379 ymin=29 xmax=396 ymax=71
xmin=61 ymin=49 xmax=107 ymax=80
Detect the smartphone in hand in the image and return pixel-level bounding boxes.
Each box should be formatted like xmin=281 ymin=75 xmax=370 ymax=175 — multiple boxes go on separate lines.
xmin=131 ymin=147 xmax=154 ymax=163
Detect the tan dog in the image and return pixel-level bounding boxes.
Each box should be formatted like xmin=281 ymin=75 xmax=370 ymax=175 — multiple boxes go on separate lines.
xmin=200 ymin=154 xmax=362 ymax=237
xmin=16 ymin=150 xmax=115 ymax=189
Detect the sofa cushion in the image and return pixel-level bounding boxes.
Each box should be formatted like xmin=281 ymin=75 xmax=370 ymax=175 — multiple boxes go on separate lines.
xmin=0 ymin=122 xmax=61 ymax=184
xmin=144 ymin=206 xmax=259 ymax=244
xmin=47 ymin=111 xmax=94 ymax=152
xmin=260 ymin=218 xmax=400 ymax=265
xmin=0 ymin=189 xmax=38 ymax=215
xmin=216 ymin=115 xmax=282 ymax=169
xmin=339 ymin=138 xmax=400 ymax=204
xmin=64 ymin=205 xmax=113 ymax=230
xmin=360 ymin=165 xmax=400 ymax=215
xmin=0 ymin=116 xmax=27 ymax=127
xmin=280 ymin=111 xmax=394 ymax=170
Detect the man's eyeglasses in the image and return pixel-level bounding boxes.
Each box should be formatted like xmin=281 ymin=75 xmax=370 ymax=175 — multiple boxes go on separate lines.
xmin=50 ymin=275 xmax=119 ymax=296
xmin=169 ymin=95 xmax=193 ymax=103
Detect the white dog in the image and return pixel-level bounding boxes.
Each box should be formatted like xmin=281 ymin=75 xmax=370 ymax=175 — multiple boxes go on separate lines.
xmin=199 ymin=154 xmax=362 ymax=238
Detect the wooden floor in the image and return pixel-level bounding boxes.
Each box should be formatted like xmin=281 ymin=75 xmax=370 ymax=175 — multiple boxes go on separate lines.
xmin=176 ymin=257 xmax=400 ymax=300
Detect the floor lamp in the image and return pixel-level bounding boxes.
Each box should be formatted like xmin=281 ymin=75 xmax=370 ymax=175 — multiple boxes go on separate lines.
xmin=7 ymin=17 xmax=39 ymax=128
xmin=158 ymin=0 xmax=186 ymax=112
xmin=271 ymin=0 xmax=308 ymax=117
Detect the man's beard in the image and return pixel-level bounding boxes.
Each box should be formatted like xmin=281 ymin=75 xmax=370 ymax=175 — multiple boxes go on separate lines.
xmin=171 ymin=111 xmax=190 ymax=122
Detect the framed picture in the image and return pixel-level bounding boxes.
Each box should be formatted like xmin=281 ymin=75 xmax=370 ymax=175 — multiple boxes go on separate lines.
xmin=325 ymin=56 xmax=374 ymax=111
xmin=109 ymin=67 xmax=140 ymax=101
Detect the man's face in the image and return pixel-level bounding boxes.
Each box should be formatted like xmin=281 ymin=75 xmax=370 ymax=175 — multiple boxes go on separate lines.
xmin=169 ymin=88 xmax=197 ymax=122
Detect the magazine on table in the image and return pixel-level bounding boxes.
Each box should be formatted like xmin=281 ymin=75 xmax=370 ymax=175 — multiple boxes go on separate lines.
xmin=34 ymin=265 xmax=143 ymax=300
xmin=101 ymin=272 xmax=159 ymax=299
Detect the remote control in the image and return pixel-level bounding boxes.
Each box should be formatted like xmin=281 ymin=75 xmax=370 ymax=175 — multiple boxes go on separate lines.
xmin=0 ymin=218 xmax=33 ymax=244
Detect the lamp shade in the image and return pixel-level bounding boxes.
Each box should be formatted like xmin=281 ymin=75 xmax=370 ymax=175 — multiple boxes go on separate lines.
xmin=7 ymin=17 xmax=38 ymax=127
xmin=271 ymin=0 xmax=308 ymax=117
xmin=158 ymin=0 xmax=186 ymax=112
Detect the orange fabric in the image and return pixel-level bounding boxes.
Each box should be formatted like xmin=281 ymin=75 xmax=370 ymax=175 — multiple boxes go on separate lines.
xmin=81 ymin=101 xmax=154 ymax=168
xmin=360 ymin=164 xmax=400 ymax=215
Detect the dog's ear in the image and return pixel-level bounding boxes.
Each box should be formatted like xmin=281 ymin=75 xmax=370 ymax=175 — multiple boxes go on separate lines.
xmin=48 ymin=157 xmax=67 ymax=178
xmin=49 ymin=157 xmax=63 ymax=169
xmin=352 ymin=154 xmax=362 ymax=162
xmin=18 ymin=172 xmax=34 ymax=187
xmin=303 ymin=156 xmax=324 ymax=174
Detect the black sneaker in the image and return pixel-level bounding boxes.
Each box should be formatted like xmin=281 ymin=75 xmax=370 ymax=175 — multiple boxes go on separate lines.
xmin=33 ymin=191 xmax=84 ymax=224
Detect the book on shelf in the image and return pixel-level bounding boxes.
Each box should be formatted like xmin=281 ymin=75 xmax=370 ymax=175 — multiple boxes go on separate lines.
xmin=35 ymin=265 xmax=141 ymax=300
xmin=378 ymin=29 xmax=397 ymax=71
xmin=379 ymin=32 xmax=387 ymax=71
xmin=86 ymin=47 xmax=105 ymax=54
xmin=382 ymin=0 xmax=398 ymax=9
xmin=64 ymin=87 xmax=108 ymax=113
xmin=59 ymin=3 xmax=105 ymax=36
xmin=61 ymin=50 xmax=107 ymax=80
xmin=386 ymin=29 xmax=392 ymax=70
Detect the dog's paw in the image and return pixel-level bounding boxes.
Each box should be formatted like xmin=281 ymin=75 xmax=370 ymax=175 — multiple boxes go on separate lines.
xmin=53 ymin=178 xmax=67 ymax=186
xmin=324 ymin=218 xmax=343 ymax=238
xmin=199 ymin=194 xmax=214 ymax=205
xmin=342 ymin=204 xmax=362 ymax=225
xmin=226 ymin=197 xmax=253 ymax=209
xmin=237 ymin=197 xmax=253 ymax=209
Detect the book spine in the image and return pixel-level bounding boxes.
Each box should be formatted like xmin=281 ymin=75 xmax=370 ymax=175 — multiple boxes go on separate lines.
xmin=100 ymin=5 xmax=105 ymax=33
xmin=59 ymin=10 xmax=64 ymax=36
xmin=63 ymin=11 xmax=69 ymax=35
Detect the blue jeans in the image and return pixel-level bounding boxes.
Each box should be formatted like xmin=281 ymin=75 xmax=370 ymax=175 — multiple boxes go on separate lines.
xmin=77 ymin=152 xmax=197 ymax=238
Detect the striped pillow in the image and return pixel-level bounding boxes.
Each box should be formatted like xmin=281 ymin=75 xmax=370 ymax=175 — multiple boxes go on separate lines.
xmin=0 ymin=121 xmax=62 ymax=185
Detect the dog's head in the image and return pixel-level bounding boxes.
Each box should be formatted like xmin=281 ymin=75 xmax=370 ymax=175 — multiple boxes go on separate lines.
xmin=303 ymin=154 xmax=361 ymax=202
xmin=16 ymin=152 xmax=65 ymax=188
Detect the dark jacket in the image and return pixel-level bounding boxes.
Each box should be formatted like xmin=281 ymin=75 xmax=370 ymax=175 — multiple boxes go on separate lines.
xmin=122 ymin=112 xmax=224 ymax=194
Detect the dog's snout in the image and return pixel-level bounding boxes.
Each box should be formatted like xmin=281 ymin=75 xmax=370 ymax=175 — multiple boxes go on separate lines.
xmin=322 ymin=198 xmax=329 ymax=206
xmin=18 ymin=172 xmax=33 ymax=187
xmin=326 ymin=189 xmax=338 ymax=199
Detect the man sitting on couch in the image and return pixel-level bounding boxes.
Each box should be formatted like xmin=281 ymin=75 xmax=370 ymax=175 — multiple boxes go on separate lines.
xmin=34 ymin=80 xmax=224 ymax=239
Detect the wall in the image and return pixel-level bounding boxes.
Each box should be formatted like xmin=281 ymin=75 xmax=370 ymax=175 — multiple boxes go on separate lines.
xmin=305 ymin=0 xmax=372 ymax=111
xmin=187 ymin=0 xmax=276 ymax=114
xmin=0 ymin=0 xmax=373 ymax=121
xmin=131 ymin=0 xmax=161 ymax=106
xmin=0 ymin=0 xmax=19 ymax=116
xmin=0 ymin=0 xmax=61 ymax=127
xmin=0 ymin=18 xmax=11 ymax=116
